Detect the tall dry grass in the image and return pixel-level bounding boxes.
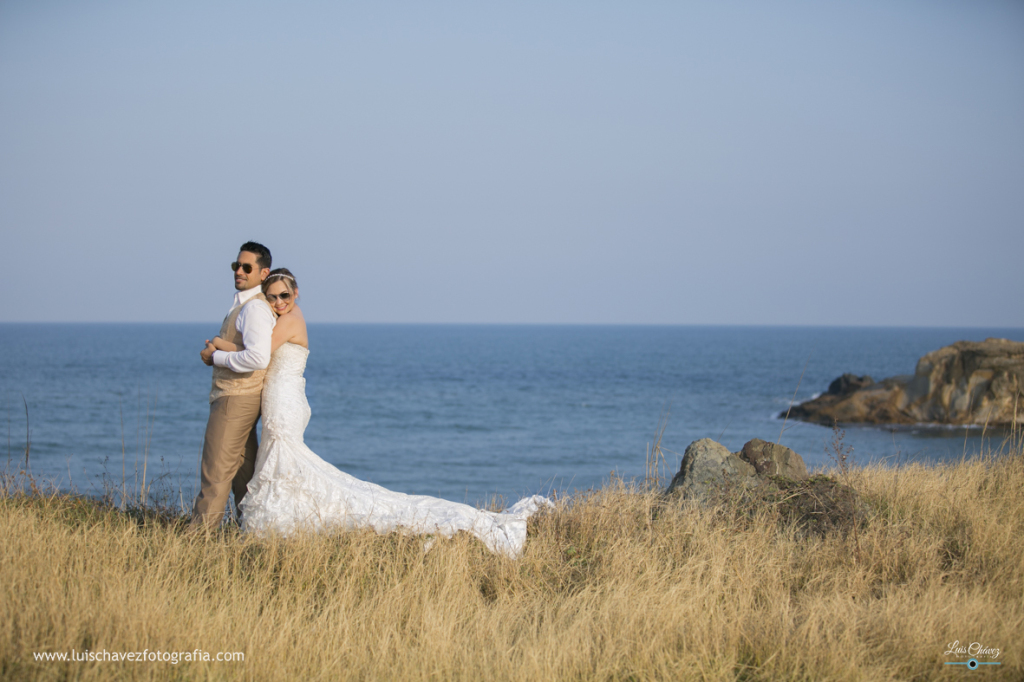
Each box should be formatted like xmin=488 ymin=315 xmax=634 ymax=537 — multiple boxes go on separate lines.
xmin=2 ymin=442 xmax=1023 ymax=681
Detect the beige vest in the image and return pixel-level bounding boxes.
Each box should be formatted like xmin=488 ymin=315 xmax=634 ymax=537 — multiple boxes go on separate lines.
xmin=209 ymin=292 xmax=272 ymax=403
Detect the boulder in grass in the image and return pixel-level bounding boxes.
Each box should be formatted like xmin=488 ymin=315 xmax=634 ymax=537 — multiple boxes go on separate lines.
xmin=666 ymin=437 xmax=809 ymax=502
xmin=666 ymin=438 xmax=758 ymax=501
xmin=738 ymin=439 xmax=808 ymax=480
xmin=666 ymin=438 xmax=858 ymax=537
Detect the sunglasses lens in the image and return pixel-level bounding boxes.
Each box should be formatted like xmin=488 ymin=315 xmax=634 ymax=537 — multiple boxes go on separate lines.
xmin=231 ymin=262 xmax=239 ymax=271
xmin=232 ymin=262 xmax=253 ymax=274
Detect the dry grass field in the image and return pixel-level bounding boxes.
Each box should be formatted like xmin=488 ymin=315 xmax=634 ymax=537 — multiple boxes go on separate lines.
xmin=2 ymin=439 xmax=1023 ymax=681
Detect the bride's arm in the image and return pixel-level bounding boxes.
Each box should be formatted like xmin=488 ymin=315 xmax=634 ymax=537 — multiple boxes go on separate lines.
xmin=211 ymin=336 xmax=239 ymax=352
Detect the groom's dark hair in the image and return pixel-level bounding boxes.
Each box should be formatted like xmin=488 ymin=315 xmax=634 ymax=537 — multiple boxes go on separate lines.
xmin=239 ymin=241 xmax=272 ymax=270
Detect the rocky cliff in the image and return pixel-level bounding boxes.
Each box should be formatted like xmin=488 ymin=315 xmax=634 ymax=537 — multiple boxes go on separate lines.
xmin=784 ymin=338 xmax=1024 ymax=427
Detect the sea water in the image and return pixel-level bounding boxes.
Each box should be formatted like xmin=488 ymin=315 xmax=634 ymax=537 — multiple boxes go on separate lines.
xmin=1 ymin=324 xmax=1021 ymax=506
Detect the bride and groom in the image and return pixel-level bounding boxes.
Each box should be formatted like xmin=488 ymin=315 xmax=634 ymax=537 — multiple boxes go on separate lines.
xmin=190 ymin=242 xmax=549 ymax=557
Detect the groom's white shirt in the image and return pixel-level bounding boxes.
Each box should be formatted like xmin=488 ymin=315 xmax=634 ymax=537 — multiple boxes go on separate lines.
xmin=212 ymin=285 xmax=276 ymax=373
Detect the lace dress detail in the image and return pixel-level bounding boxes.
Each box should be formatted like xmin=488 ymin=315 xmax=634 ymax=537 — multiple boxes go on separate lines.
xmin=239 ymin=343 xmax=551 ymax=558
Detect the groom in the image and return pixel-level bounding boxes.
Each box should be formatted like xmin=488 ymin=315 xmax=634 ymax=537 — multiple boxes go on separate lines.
xmin=191 ymin=241 xmax=277 ymax=529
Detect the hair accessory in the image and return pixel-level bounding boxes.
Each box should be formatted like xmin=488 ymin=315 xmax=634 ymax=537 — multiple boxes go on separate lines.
xmin=266 ymin=273 xmax=295 ymax=282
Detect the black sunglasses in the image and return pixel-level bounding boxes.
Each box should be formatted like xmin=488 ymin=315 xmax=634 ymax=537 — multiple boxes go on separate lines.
xmin=231 ymin=261 xmax=257 ymax=274
xmin=266 ymin=292 xmax=293 ymax=303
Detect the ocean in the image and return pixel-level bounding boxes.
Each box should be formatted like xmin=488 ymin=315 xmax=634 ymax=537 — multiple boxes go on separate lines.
xmin=1 ymin=324 xmax=1021 ymax=507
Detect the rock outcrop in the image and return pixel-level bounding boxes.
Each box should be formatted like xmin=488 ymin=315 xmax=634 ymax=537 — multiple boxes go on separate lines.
xmin=784 ymin=338 xmax=1024 ymax=427
xmin=666 ymin=438 xmax=808 ymax=501
xmin=665 ymin=438 xmax=860 ymax=537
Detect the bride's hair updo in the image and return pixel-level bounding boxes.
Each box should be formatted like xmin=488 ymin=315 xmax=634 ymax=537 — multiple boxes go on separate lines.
xmin=262 ymin=268 xmax=298 ymax=297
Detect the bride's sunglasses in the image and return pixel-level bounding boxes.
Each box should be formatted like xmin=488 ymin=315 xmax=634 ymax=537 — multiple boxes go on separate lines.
xmin=231 ymin=261 xmax=257 ymax=274
xmin=266 ymin=292 xmax=293 ymax=304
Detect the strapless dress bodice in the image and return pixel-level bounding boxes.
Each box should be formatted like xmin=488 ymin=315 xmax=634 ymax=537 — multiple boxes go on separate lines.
xmin=262 ymin=342 xmax=311 ymax=442
xmin=265 ymin=342 xmax=309 ymax=381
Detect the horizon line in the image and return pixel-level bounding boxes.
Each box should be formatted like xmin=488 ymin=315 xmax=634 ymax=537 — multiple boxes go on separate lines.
xmin=1 ymin=320 xmax=1022 ymax=331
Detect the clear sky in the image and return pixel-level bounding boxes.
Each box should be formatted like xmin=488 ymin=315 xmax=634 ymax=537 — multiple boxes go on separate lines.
xmin=2 ymin=0 xmax=1022 ymax=326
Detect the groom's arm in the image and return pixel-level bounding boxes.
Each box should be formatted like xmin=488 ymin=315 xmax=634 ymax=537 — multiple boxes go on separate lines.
xmin=211 ymin=300 xmax=276 ymax=372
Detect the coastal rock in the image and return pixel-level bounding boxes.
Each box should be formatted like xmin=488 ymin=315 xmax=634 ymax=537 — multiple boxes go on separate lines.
xmin=785 ymin=338 xmax=1024 ymax=427
xmin=666 ymin=438 xmax=808 ymax=501
xmin=828 ymin=374 xmax=875 ymax=396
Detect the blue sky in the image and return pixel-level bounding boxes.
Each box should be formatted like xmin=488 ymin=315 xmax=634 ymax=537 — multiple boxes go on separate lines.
xmin=2 ymin=0 xmax=1022 ymax=325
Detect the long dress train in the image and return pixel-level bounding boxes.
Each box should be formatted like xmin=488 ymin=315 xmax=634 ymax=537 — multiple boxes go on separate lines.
xmin=239 ymin=342 xmax=551 ymax=558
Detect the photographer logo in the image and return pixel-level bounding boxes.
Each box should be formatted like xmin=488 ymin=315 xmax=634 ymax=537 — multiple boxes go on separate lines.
xmin=944 ymin=641 xmax=1001 ymax=671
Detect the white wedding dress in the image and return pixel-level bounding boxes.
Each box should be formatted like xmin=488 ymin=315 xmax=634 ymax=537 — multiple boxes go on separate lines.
xmin=239 ymin=342 xmax=551 ymax=558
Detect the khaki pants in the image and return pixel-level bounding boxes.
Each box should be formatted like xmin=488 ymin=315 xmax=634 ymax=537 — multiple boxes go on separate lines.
xmin=191 ymin=393 xmax=262 ymax=529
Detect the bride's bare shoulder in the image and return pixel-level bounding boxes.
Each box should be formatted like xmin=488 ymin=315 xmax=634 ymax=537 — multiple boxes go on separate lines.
xmin=280 ymin=305 xmax=306 ymax=326
xmin=276 ymin=306 xmax=308 ymax=347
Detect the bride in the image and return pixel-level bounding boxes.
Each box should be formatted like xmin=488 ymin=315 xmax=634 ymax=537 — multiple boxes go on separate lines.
xmin=211 ymin=268 xmax=550 ymax=558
